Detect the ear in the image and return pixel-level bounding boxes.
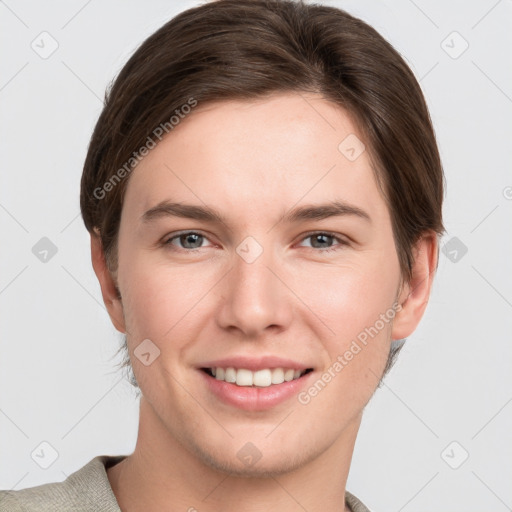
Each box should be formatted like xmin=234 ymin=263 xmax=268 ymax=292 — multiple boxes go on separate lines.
xmin=391 ymin=231 xmax=439 ymax=341
xmin=90 ymin=230 xmax=126 ymax=333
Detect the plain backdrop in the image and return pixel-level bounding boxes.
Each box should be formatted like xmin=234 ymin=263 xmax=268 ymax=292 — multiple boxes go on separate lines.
xmin=1 ymin=1 xmax=511 ymax=510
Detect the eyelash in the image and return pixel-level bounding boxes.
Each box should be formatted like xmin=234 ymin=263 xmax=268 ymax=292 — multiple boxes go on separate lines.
xmin=162 ymin=231 xmax=349 ymax=254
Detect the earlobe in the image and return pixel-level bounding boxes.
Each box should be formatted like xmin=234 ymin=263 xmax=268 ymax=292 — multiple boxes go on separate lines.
xmin=391 ymin=231 xmax=438 ymax=341
xmin=90 ymin=231 xmax=126 ymax=333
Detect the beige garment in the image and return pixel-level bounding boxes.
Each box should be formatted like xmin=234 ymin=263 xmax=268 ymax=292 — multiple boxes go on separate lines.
xmin=0 ymin=455 xmax=371 ymax=512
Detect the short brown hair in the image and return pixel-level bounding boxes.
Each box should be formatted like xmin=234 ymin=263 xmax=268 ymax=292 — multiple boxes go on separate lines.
xmin=80 ymin=0 xmax=445 ymax=388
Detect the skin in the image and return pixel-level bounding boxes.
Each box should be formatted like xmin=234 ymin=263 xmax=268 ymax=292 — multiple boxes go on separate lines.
xmin=92 ymin=92 xmax=438 ymax=512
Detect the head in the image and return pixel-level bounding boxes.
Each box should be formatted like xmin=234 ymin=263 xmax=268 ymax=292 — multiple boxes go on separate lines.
xmin=81 ymin=0 xmax=444 ymax=476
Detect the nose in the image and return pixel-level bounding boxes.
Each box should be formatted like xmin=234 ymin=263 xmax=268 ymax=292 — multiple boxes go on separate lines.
xmin=216 ymin=239 xmax=294 ymax=338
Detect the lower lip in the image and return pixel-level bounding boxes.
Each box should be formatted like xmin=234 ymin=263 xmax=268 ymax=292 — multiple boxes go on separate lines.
xmin=199 ymin=369 xmax=313 ymax=411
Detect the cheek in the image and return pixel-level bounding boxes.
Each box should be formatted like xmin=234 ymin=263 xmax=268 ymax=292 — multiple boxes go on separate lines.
xmin=295 ymin=263 xmax=398 ymax=418
xmin=119 ymin=254 xmax=219 ymax=341
xmin=293 ymin=257 xmax=398 ymax=343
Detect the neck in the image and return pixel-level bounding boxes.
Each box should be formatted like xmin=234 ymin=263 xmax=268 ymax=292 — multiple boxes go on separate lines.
xmin=108 ymin=397 xmax=360 ymax=512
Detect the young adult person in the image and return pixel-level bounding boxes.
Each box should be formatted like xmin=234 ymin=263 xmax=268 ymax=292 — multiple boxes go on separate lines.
xmin=0 ymin=1 xmax=445 ymax=510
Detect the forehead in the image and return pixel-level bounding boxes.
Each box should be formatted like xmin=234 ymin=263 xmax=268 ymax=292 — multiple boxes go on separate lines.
xmin=122 ymin=92 xmax=387 ymax=227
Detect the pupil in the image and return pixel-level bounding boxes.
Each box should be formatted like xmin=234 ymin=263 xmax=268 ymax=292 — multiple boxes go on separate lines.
xmin=183 ymin=233 xmax=201 ymax=248
xmin=313 ymin=234 xmax=330 ymax=248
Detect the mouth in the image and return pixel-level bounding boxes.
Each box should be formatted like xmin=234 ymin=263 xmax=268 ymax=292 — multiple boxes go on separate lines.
xmin=200 ymin=367 xmax=314 ymax=387
xmin=197 ymin=356 xmax=316 ymax=410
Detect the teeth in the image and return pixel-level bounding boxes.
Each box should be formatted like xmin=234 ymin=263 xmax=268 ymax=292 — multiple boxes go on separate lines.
xmin=271 ymin=367 xmax=284 ymax=384
xmin=224 ymin=367 xmax=237 ymax=383
xmin=210 ymin=367 xmax=308 ymax=387
xmin=236 ymin=368 xmax=253 ymax=386
xmin=253 ymin=369 xmax=272 ymax=387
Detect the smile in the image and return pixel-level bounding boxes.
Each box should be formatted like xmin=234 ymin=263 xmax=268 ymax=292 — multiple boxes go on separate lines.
xmin=202 ymin=367 xmax=313 ymax=387
xmin=199 ymin=365 xmax=315 ymax=411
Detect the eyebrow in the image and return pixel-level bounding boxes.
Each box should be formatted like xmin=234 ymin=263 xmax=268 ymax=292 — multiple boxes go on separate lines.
xmin=140 ymin=199 xmax=371 ymax=225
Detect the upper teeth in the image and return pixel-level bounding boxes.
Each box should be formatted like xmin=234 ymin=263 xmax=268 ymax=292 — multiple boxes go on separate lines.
xmin=211 ymin=367 xmax=306 ymax=387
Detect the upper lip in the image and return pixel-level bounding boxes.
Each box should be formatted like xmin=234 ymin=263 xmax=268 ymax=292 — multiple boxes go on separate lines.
xmin=198 ymin=356 xmax=313 ymax=372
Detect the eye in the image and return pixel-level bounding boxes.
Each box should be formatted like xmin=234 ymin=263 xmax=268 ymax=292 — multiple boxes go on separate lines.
xmin=162 ymin=230 xmax=349 ymax=254
xmin=163 ymin=231 xmax=212 ymax=251
xmin=297 ymin=232 xmax=348 ymax=254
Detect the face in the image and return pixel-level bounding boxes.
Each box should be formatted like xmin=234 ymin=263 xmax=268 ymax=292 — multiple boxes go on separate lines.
xmin=110 ymin=92 xmax=408 ymax=476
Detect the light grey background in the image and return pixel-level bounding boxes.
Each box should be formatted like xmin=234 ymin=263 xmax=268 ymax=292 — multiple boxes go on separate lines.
xmin=1 ymin=1 xmax=511 ymax=510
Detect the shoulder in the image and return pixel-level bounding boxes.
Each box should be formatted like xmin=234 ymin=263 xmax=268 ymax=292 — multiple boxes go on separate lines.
xmin=0 ymin=455 xmax=126 ymax=512
xmin=345 ymin=490 xmax=373 ymax=512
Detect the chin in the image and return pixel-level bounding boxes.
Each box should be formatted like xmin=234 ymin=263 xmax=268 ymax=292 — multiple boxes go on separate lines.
xmin=188 ymin=437 xmax=318 ymax=478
